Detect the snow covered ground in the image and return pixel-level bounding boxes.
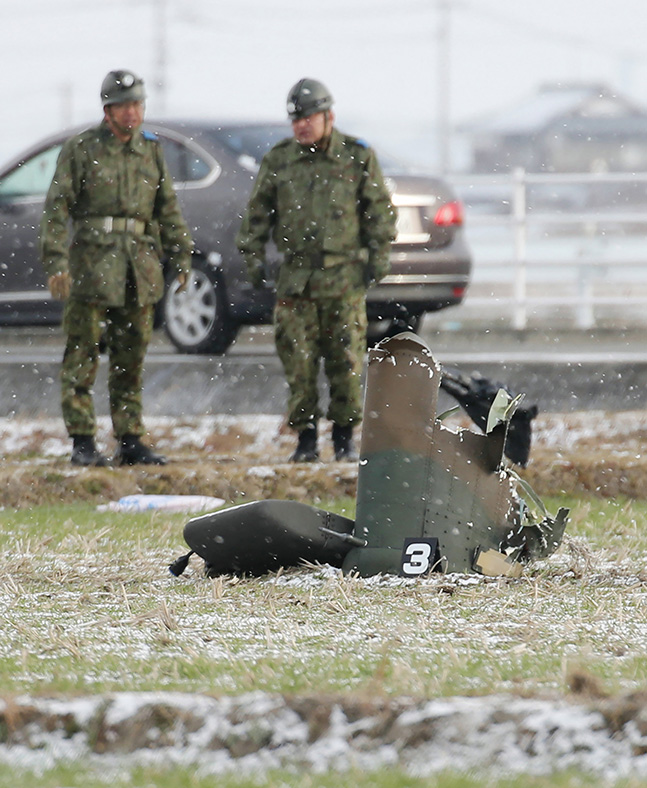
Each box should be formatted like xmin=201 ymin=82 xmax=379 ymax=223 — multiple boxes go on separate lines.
xmin=2 ymin=408 xmax=647 ymax=460
xmin=3 ymin=689 xmax=647 ymax=781
xmin=3 ymin=410 xmax=647 ymax=780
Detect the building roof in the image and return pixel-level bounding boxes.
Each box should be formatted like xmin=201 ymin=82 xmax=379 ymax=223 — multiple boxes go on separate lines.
xmin=463 ymin=83 xmax=645 ymax=136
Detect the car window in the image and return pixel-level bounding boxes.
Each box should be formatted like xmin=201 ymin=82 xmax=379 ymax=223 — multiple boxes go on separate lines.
xmin=0 ymin=144 xmax=62 ymax=199
xmin=186 ymin=151 xmax=212 ymax=181
xmin=159 ymin=137 xmax=184 ymax=181
xmin=158 ymin=136 xmax=213 ymax=183
xmin=210 ymin=124 xmax=415 ymax=174
xmin=209 ymin=125 xmax=291 ymax=164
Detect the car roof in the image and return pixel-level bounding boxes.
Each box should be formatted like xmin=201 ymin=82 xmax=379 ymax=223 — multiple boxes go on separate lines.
xmin=0 ymin=118 xmax=447 ymax=190
xmin=0 ymin=119 xmax=290 ymax=172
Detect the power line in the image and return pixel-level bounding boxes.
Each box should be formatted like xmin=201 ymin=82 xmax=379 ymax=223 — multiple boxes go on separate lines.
xmin=466 ymin=0 xmax=647 ymax=63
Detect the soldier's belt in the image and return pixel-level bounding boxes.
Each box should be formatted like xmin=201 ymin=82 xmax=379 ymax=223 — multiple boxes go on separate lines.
xmin=286 ymin=251 xmax=365 ymax=269
xmin=77 ymin=216 xmax=147 ymax=235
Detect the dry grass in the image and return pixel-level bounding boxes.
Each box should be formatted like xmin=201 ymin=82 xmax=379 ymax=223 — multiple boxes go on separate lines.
xmin=2 ymin=410 xmax=647 ymax=508
xmin=1 ymin=412 xmax=646 ymax=700
xmin=1 ymin=497 xmax=647 ymax=700
xmin=2 ymin=411 xmax=647 ymax=783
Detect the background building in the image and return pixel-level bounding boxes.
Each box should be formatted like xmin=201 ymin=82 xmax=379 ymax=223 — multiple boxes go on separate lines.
xmin=461 ymin=82 xmax=647 ymax=173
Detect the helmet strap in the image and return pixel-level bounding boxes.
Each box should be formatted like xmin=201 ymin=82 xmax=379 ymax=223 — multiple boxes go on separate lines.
xmin=319 ymin=110 xmax=334 ymax=148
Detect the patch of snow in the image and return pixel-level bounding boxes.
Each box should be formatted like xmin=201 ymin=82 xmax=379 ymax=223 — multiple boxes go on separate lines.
xmin=97 ymin=495 xmax=225 ymax=513
xmin=0 ymin=410 xmax=642 ymax=460
xmin=247 ymin=466 xmax=276 ymax=479
xmin=2 ymin=692 xmax=647 ymax=780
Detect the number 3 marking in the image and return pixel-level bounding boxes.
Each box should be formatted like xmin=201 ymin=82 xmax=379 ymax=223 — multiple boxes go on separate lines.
xmin=401 ymin=538 xmax=438 ymax=576
xmin=403 ymin=543 xmax=432 ymax=574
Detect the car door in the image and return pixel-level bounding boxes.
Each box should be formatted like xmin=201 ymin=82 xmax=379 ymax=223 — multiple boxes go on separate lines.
xmin=0 ymin=143 xmax=63 ymax=322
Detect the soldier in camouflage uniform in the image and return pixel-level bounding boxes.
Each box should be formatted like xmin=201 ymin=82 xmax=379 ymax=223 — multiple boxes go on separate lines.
xmin=40 ymin=70 xmax=193 ymax=466
xmin=237 ymin=78 xmax=396 ymax=462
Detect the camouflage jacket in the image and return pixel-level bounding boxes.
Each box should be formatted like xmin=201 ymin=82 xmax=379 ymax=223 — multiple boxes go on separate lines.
xmin=40 ymin=121 xmax=193 ymax=307
xmin=236 ymin=127 xmax=396 ymax=298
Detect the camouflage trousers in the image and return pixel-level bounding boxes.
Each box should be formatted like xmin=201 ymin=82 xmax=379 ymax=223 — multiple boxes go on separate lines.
xmin=60 ymin=286 xmax=153 ymax=438
xmin=274 ymin=292 xmax=367 ymax=432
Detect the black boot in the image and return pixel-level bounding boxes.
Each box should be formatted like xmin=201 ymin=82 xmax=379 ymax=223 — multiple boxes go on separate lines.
xmin=332 ymin=423 xmax=358 ymax=462
xmin=114 ymin=434 xmax=167 ymax=466
xmin=70 ymin=435 xmax=109 ymax=467
xmin=290 ymin=425 xmax=319 ymax=463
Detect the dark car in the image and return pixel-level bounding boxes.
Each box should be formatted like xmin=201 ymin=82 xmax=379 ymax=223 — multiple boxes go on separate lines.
xmin=0 ymin=120 xmax=471 ymax=353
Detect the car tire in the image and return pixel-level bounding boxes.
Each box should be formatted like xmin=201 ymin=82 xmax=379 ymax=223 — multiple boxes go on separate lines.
xmin=162 ymin=258 xmax=238 ymax=354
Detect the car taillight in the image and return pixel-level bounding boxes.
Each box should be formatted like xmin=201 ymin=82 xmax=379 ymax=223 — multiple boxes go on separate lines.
xmin=434 ymin=200 xmax=464 ymax=226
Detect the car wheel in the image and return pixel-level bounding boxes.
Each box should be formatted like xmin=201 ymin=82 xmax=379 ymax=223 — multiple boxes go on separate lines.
xmin=162 ymin=259 xmax=238 ymax=354
xmin=367 ymin=313 xmax=422 ymax=347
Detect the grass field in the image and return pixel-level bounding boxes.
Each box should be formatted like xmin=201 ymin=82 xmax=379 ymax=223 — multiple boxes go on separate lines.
xmin=3 ymin=765 xmax=647 ymax=788
xmin=1 ymin=495 xmax=646 ymax=697
xmin=5 ymin=764 xmax=647 ymax=788
xmin=2 ymin=492 xmax=647 ymax=784
xmin=3 ymin=410 xmax=647 ymax=783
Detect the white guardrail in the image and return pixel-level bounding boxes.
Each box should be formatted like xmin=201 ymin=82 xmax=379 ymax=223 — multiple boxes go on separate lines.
xmin=449 ymin=169 xmax=647 ymax=330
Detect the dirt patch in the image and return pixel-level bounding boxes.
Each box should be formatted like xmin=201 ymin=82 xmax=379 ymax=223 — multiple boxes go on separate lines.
xmin=522 ymin=448 xmax=647 ymax=499
xmin=2 ymin=410 xmax=647 ymax=508
xmin=0 ymin=460 xmax=359 ymax=510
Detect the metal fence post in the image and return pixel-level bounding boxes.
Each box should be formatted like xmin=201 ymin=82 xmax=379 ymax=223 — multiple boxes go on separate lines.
xmin=447 ymin=170 xmax=647 ymax=329
xmin=575 ymin=221 xmax=598 ymax=329
xmin=512 ymin=167 xmax=528 ymax=330
xmin=575 ymin=260 xmax=595 ymax=329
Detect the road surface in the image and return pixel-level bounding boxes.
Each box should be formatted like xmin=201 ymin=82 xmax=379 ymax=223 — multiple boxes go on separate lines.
xmin=1 ymin=323 xmax=646 ymax=417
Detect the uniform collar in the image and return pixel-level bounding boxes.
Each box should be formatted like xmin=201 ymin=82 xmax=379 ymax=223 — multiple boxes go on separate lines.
xmin=325 ymin=127 xmax=346 ymax=160
xmin=286 ymin=127 xmax=343 ymax=163
xmin=99 ymin=119 xmax=145 ymax=154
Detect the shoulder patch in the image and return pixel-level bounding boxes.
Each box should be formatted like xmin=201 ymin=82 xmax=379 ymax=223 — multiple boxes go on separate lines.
xmin=141 ymin=129 xmax=158 ymax=141
xmin=341 ymin=134 xmax=370 ymax=151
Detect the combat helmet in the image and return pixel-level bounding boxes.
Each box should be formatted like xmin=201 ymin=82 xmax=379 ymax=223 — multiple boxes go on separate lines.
xmin=101 ymin=70 xmax=146 ymax=106
xmin=286 ymin=78 xmax=333 ymax=120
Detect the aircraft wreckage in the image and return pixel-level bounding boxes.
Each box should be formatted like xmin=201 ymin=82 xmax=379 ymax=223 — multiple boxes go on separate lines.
xmin=171 ymin=333 xmax=568 ymax=580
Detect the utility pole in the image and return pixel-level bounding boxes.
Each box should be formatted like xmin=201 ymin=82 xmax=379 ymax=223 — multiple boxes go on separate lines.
xmin=436 ymin=0 xmax=451 ymax=174
xmin=153 ymin=0 xmax=167 ymax=114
